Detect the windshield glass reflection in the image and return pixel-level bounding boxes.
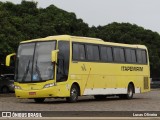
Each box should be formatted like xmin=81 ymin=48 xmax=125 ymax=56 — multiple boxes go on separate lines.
xmin=16 ymin=41 xmax=56 ymax=82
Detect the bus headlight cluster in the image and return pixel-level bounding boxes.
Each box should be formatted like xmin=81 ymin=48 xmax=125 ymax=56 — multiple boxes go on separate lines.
xmin=15 ymin=85 xmax=22 ymax=90
xmin=44 ymin=83 xmax=56 ymax=88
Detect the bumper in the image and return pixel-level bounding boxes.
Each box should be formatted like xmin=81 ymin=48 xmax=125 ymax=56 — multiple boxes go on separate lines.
xmin=15 ymin=86 xmax=69 ymax=98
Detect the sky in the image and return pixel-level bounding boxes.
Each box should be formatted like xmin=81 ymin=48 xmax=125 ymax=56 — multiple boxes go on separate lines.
xmin=1 ymin=0 xmax=160 ymax=33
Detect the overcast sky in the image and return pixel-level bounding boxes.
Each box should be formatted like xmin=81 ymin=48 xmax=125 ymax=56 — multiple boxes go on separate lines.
xmin=1 ymin=0 xmax=160 ymax=32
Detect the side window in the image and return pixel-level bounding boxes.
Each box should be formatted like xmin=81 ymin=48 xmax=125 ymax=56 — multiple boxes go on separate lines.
xmin=107 ymin=47 xmax=113 ymax=62
xmin=100 ymin=46 xmax=113 ymax=62
xmin=113 ymin=47 xmax=120 ymax=62
xmin=142 ymin=50 xmax=147 ymax=64
xmin=119 ymin=48 xmax=125 ymax=62
xmin=73 ymin=43 xmax=85 ymax=60
xmin=125 ymin=49 xmax=136 ymax=63
xmin=100 ymin=46 xmax=107 ymax=61
xmin=57 ymin=41 xmax=70 ymax=82
xmin=125 ymin=49 xmax=132 ymax=62
xmin=86 ymin=44 xmax=100 ymax=61
xmin=113 ymin=47 xmax=125 ymax=62
xmin=72 ymin=44 xmax=79 ymax=60
xmin=93 ymin=45 xmax=100 ymax=61
xmin=136 ymin=49 xmax=143 ymax=64
xmin=131 ymin=49 xmax=136 ymax=63
xmin=86 ymin=45 xmax=94 ymax=60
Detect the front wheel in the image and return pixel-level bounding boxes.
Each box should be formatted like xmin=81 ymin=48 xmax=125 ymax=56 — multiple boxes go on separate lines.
xmin=34 ymin=98 xmax=45 ymax=103
xmin=1 ymin=86 xmax=9 ymax=93
xmin=66 ymin=85 xmax=79 ymax=103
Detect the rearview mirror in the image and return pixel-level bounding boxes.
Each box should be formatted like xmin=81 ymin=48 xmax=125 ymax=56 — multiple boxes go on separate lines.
xmin=6 ymin=53 xmax=16 ymax=66
xmin=51 ymin=50 xmax=59 ymax=62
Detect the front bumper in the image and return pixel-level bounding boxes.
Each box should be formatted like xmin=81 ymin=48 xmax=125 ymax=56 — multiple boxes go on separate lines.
xmin=15 ymin=86 xmax=69 ymax=99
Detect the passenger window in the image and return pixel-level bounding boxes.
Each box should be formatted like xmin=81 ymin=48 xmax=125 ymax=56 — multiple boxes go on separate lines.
xmin=113 ymin=47 xmax=125 ymax=62
xmin=79 ymin=44 xmax=85 ymax=60
xmin=73 ymin=44 xmax=79 ymax=60
xmin=131 ymin=49 xmax=136 ymax=63
xmin=119 ymin=48 xmax=125 ymax=62
xmin=86 ymin=45 xmax=100 ymax=61
xmin=136 ymin=49 xmax=143 ymax=63
xmin=100 ymin=46 xmax=107 ymax=61
xmin=73 ymin=43 xmax=85 ymax=60
xmin=107 ymin=47 xmax=113 ymax=62
xmin=100 ymin=46 xmax=113 ymax=62
xmin=86 ymin=45 xmax=94 ymax=60
xmin=93 ymin=46 xmax=100 ymax=61
xmin=142 ymin=50 xmax=147 ymax=64
xmin=125 ymin=49 xmax=136 ymax=63
xmin=113 ymin=48 xmax=120 ymax=62
xmin=125 ymin=49 xmax=132 ymax=62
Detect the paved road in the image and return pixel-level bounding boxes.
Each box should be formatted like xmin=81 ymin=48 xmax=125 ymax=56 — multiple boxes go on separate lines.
xmin=0 ymin=89 xmax=160 ymax=112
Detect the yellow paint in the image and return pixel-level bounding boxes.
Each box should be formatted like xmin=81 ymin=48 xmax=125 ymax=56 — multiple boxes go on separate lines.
xmin=14 ymin=35 xmax=150 ymax=99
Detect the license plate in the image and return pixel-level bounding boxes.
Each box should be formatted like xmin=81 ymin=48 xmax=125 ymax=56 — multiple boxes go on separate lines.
xmin=29 ymin=92 xmax=36 ymax=95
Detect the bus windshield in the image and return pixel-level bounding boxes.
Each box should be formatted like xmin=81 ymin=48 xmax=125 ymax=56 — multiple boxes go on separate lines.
xmin=15 ymin=41 xmax=56 ymax=82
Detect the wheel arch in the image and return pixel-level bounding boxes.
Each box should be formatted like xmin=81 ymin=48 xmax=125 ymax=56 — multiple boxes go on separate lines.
xmin=71 ymin=82 xmax=81 ymax=96
xmin=128 ymin=82 xmax=135 ymax=93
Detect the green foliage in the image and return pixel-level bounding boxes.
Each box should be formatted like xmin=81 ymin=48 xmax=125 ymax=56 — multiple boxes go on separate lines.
xmin=0 ymin=1 xmax=160 ymax=77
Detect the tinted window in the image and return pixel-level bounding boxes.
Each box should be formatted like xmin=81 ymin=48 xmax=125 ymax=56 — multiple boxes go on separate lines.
xmin=136 ymin=49 xmax=143 ymax=63
xmin=131 ymin=49 xmax=136 ymax=63
xmin=125 ymin=49 xmax=132 ymax=62
xmin=86 ymin=45 xmax=94 ymax=60
xmin=72 ymin=44 xmax=79 ymax=60
xmin=57 ymin=41 xmax=70 ymax=82
xmin=86 ymin=45 xmax=100 ymax=61
xmin=119 ymin=48 xmax=125 ymax=62
xmin=142 ymin=50 xmax=147 ymax=64
xmin=100 ymin=46 xmax=107 ymax=61
xmin=100 ymin=46 xmax=113 ymax=62
xmin=93 ymin=46 xmax=100 ymax=61
xmin=125 ymin=49 xmax=136 ymax=63
xmin=107 ymin=47 xmax=113 ymax=62
xmin=73 ymin=43 xmax=85 ymax=60
xmin=113 ymin=47 xmax=125 ymax=62
xmin=113 ymin=48 xmax=120 ymax=62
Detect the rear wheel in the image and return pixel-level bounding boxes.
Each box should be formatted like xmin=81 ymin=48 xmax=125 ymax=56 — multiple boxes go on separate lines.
xmin=119 ymin=84 xmax=134 ymax=99
xmin=34 ymin=98 xmax=45 ymax=103
xmin=66 ymin=84 xmax=79 ymax=103
xmin=1 ymin=86 xmax=9 ymax=93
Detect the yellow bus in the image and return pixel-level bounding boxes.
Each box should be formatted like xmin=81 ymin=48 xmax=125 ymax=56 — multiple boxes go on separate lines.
xmin=6 ymin=35 xmax=150 ymax=103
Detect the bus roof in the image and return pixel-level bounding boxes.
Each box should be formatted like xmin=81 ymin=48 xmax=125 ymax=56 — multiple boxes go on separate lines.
xmin=20 ymin=35 xmax=147 ymax=49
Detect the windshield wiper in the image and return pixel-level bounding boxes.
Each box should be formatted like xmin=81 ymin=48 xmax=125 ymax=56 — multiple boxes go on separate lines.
xmin=35 ymin=60 xmax=42 ymax=81
xmin=22 ymin=60 xmax=30 ymax=82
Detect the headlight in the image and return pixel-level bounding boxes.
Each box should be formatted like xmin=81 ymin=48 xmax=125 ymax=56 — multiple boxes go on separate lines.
xmin=43 ymin=83 xmax=56 ymax=88
xmin=15 ymin=85 xmax=22 ymax=90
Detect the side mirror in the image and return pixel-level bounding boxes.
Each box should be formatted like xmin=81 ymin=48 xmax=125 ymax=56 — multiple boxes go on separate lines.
xmin=6 ymin=53 xmax=16 ymax=66
xmin=51 ymin=50 xmax=59 ymax=62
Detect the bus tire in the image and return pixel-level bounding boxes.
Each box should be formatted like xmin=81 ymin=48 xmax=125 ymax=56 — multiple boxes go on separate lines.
xmin=94 ymin=95 xmax=106 ymax=100
xmin=66 ymin=84 xmax=79 ymax=103
xmin=119 ymin=84 xmax=134 ymax=99
xmin=34 ymin=98 xmax=45 ymax=103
